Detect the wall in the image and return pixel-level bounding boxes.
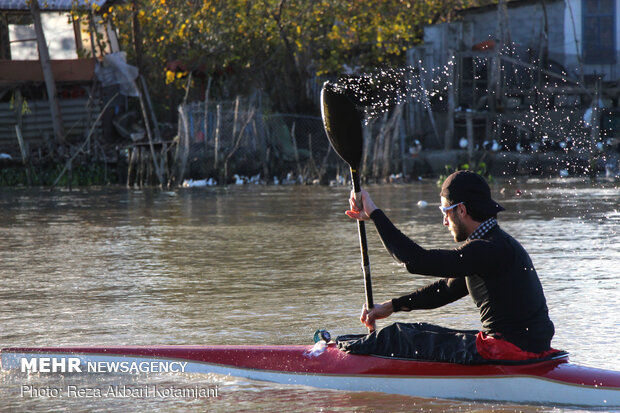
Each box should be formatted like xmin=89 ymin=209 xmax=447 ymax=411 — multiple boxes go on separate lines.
xmin=462 ymin=0 xmax=566 ymax=64
xmin=564 ymin=0 xmax=620 ymax=81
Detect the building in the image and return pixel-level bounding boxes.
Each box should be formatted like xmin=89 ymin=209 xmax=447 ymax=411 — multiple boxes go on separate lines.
xmin=0 ymin=0 xmax=122 ymax=156
xmin=410 ymin=0 xmax=619 ymax=156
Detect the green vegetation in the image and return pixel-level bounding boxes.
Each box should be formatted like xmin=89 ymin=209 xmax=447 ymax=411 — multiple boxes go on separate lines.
xmin=0 ymin=163 xmax=116 ymax=187
xmin=437 ymin=162 xmax=493 ymax=187
xmin=98 ymin=0 xmax=477 ymax=118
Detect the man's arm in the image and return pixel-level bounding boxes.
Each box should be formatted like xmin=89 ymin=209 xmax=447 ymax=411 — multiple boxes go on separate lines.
xmin=391 ymin=278 xmax=468 ymax=312
xmin=369 ymin=209 xmax=423 ymax=265
xmin=370 ymin=209 xmax=504 ymax=277
xmin=361 ymin=278 xmax=468 ymax=328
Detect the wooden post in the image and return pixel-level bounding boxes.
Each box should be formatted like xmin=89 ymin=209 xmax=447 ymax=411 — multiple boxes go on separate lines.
xmin=146 ymin=147 xmax=153 ymax=185
xmin=87 ymin=10 xmax=100 ymax=58
xmin=372 ymin=113 xmax=387 ymax=180
xmin=140 ymin=75 xmax=162 ymax=142
xmin=382 ymin=105 xmax=402 ymax=179
xmin=466 ymin=112 xmax=475 ymax=166
xmin=223 ymin=108 xmax=255 ymax=184
xmin=589 ymin=78 xmax=601 ymax=179
xmin=415 ymin=59 xmax=441 ymax=145
xmin=232 ymin=96 xmax=240 ymax=144
xmin=127 ymin=146 xmax=137 ymax=188
xmin=14 ymin=90 xmax=33 ymax=186
xmin=361 ymin=120 xmax=373 ymax=179
xmin=177 ymin=105 xmax=190 ymax=185
xmin=307 ymin=131 xmax=319 ymax=179
xmin=203 ymin=77 xmax=212 ymax=165
xmin=67 ymin=157 xmax=72 ymax=191
xmin=290 ymin=122 xmax=303 ymax=182
xmin=487 ymin=53 xmax=498 ymax=114
xmin=445 ymin=50 xmax=455 ymax=150
xmin=15 ymin=125 xmax=32 ymax=186
xmin=30 ymin=0 xmax=65 ymax=143
xmin=160 ymin=143 xmax=169 ymax=183
xmin=137 ymin=146 xmax=145 ymax=188
xmin=399 ymin=114 xmax=406 ymax=177
xmin=214 ymin=104 xmax=221 ymax=169
xmin=135 ymin=80 xmax=164 ymax=186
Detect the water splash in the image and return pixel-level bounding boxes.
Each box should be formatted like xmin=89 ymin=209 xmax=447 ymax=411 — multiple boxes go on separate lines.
xmin=329 ymin=41 xmax=619 ymax=177
xmin=328 ymin=63 xmax=453 ymax=121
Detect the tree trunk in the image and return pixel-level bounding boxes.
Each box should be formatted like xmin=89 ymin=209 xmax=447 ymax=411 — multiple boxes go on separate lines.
xmin=131 ymin=0 xmax=144 ymax=73
xmin=30 ymin=0 xmax=65 ymax=143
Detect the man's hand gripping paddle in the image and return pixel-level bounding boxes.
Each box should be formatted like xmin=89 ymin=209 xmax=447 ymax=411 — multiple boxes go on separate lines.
xmin=320 ymin=81 xmax=375 ymax=333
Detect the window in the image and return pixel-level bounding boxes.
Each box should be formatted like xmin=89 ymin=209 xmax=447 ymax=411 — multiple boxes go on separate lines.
xmin=582 ymin=0 xmax=616 ymax=64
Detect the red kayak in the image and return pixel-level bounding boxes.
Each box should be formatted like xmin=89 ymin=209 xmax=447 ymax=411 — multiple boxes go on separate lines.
xmin=2 ymin=343 xmax=620 ymax=407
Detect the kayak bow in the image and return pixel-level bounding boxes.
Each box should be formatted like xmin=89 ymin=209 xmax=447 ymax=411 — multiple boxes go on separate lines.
xmin=2 ymin=344 xmax=619 ymax=407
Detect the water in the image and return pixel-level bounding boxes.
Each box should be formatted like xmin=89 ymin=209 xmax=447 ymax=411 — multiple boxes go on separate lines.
xmin=1 ymin=179 xmax=619 ymax=412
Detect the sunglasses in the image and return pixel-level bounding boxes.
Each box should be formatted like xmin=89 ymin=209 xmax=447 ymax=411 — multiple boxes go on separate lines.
xmin=439 ymin=202 xmax=463 ymax=216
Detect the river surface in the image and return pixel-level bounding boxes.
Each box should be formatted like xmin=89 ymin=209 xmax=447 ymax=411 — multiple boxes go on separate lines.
xmin=0 ymin=178 xmax=619 ymax=412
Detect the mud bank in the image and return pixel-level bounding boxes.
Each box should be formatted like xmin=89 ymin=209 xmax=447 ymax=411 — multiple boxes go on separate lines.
xmin=405 ymin=149 xmax=619 ymax=178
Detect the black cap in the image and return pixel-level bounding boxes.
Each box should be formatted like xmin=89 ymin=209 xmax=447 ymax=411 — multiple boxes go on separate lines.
xmin=440 ymin=170 xmax=505 ymax=215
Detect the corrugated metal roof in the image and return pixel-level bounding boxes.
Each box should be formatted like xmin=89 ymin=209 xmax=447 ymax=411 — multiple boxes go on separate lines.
xmin=0 ymin=97 xmax=102 ymax=148
xmin=0 ymin=0 xmax=112 ymax=12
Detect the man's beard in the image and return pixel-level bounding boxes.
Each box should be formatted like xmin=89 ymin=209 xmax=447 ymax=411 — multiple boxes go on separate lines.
xmin=450 ymin=213 xmax=469 ymax=242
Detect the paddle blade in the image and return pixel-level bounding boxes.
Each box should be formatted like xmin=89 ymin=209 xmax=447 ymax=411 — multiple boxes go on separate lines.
xmin=320 ymin=82 xmax=364 ymax=169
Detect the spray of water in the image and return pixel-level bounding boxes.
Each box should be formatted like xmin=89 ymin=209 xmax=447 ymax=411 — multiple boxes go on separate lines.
xmin=328 ymin=63 xmax=452 ymax=121
xmin=329 ymin=41 xmax=619 ymax=178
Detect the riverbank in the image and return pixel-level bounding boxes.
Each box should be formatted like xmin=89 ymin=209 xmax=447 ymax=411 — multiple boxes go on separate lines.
xmin=406 ymin=149 xmax=619 ymax=180
xmin=1 ymin=147 xmax=618 ymax=187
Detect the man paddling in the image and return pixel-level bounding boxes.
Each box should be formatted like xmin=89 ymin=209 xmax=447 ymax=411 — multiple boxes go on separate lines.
xmin=344 ymin=170 xmax=555 ymax=359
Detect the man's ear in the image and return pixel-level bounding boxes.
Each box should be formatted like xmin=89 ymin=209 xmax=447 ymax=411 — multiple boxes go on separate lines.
xmin=458 ymin=202 xmax=468 ymax=217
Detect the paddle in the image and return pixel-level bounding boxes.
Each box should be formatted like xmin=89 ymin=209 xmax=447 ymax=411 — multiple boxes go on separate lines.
xmin=320 ymin=81 xmax=375 ymax=332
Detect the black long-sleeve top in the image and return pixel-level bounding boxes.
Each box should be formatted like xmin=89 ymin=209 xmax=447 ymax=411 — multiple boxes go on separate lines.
xmin=370 ymin=209 xmax=555 ymax=353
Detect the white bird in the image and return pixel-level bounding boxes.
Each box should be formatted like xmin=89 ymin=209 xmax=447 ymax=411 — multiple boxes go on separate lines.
xmin=249 ymin=173 xmax=262 ymax=184
xmin=0 ymin=153 xmax=12 ymax=160
xmin=182 ymin=179 xmax=205 ymax=188
xmin=483 ymin=140 xmax=500 ymax=152
xmin=329 ymin=173 xmax=346 ymax=187
xmin=409 ymin=139 xmax=422 ymax=156
xmin=459 ymin=137 xmax=469 ymax=149
xmin=282 ymin=172 xmax=297 ymax=185
xmin=417 ymin=200 xmax=428 ymax=208
xmin=233 ymin=174 xmax=245 ymax=185
xmin=559 ymin=169 xmax=569 ymax=177
xmin=388 ymin=173 xmax=404 ymax=183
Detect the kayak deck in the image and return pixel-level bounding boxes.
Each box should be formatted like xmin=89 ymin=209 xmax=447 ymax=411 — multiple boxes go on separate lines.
xmin=2 ymin=344 xmax=620 ymax=407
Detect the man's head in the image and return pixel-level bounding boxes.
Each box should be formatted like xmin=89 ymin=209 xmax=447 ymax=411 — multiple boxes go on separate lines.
xmin=439 ymin=170 xmax=504 ymax=241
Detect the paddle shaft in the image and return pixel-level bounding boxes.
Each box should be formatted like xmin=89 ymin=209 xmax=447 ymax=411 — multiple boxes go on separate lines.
xmin=350 ymin=167 xmax=374 ymax=332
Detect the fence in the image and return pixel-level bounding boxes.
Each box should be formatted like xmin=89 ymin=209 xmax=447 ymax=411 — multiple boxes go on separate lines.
xmin=176 ymin=98 xmax=339 ymax=184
